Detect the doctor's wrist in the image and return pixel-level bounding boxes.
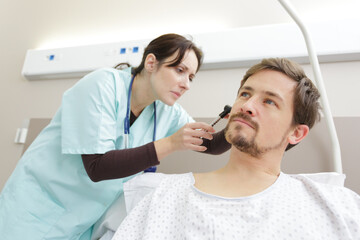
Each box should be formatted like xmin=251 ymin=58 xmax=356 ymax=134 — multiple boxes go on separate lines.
xmin=154 ymin=137 xmax=176 ymax=161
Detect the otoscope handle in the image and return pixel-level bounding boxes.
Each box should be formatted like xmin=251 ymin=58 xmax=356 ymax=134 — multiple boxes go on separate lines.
xmin=210 ymin=117 xmax=221 ymax=127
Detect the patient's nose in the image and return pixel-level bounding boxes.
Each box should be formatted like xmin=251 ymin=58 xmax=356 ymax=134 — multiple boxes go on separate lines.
xmin=241 ymin=99 xmax=256 ymax=116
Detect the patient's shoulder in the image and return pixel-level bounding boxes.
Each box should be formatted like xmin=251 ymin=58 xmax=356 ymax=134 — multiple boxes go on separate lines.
xmin=124 ymin=173 xmax=194 ymax=211
xmin=159 ymin=172 xmax=194 ymax=187
xmin=135 ymin=173 xmax=195 ymax=203
xmin=285 ymin=173 xmax=360 ymax=204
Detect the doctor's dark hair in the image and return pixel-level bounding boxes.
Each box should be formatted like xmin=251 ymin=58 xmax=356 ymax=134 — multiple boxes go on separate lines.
xmin=115 ymin=33 xmax=203 ymax=74
xmin=239 ymin=58 xmax=321 ymax=151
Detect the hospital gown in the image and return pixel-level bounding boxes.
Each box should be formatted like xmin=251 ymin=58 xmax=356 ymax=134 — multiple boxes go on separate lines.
xmin=112 ymin=172 xmax=360 ymax=240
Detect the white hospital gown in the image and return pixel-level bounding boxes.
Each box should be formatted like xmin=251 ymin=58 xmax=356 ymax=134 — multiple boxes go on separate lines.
xmin=112 ymin=172 xmax=360 ymax=240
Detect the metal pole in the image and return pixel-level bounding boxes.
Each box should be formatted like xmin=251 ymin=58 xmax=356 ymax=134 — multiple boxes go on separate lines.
xmin=278 ymin=0 xmax=343 ymax=173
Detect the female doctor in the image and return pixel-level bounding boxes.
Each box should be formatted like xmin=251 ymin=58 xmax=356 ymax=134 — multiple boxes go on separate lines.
xmin=0 ymin=33 xmax=230 ymax=239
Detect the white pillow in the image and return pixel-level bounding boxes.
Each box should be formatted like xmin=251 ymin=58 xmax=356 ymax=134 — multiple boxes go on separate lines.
xmin=91 ymin=173 xmax=164 ymax=240
xmin=293 ymin=172 xmax=346 ymax=186
xmin=91 ymin=192 xmax=127 ymax=240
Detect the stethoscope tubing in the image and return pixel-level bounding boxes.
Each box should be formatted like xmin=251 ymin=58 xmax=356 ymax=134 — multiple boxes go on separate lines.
xmin=124 ymin=74 xmax=157 ymax=172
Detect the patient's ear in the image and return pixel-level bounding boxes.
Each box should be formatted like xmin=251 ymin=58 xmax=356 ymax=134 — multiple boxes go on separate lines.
xmin=288 ymin=124 xmax=309 ymax=145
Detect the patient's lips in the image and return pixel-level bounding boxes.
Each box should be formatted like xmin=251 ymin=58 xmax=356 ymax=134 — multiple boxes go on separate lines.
xmin=233 ymin=118 xmax=255 ymax=129
xmin=229 ymin=112 xmax=258 ymax=130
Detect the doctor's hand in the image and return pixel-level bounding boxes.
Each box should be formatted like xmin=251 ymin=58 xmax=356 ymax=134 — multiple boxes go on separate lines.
xmin=154 ymin=122 xmax=215 ymax=161
xmin=171 ymin=122 xmax=216 ymax=151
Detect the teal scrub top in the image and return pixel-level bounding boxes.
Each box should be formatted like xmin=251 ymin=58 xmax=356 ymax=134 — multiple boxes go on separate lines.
xmin=0 ymin=68 xmax=194 ymax=240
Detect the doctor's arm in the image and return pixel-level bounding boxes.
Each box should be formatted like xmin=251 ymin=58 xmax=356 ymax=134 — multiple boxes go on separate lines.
xmin=82 ymin=143 xmax=159 ymax=182
xmin=82 ymin=123 xmax=229 ymax=182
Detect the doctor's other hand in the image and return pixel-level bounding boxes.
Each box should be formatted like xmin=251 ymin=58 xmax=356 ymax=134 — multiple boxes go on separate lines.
xmin=154 ymin=122 xmax=215 ymax=160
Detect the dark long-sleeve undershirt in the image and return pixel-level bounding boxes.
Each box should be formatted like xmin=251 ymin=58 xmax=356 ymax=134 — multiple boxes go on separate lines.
xmin=82 ymin=112 xmax=231 ymax=182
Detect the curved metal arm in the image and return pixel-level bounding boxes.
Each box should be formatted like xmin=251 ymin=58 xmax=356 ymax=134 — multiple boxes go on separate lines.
xmin=278 ymin=0 xmax=343 ymax=173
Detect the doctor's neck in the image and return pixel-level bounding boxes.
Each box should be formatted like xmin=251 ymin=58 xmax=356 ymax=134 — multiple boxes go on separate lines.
xmin=130 ymin=73 xmax=156 ymax=116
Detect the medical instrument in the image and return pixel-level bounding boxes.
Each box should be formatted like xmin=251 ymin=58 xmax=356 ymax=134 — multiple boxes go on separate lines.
xmin=210 ymin=105 xmax=232 ymax=127
xmin=125 ymin=75 xmax=157 ymax=172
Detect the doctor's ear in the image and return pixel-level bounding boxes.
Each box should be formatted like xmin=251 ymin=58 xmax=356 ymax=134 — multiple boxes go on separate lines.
xmin=144 ymin=53 xmax=158 ymax=72
xmin=288 ymin=124 xmax=309 ymax=145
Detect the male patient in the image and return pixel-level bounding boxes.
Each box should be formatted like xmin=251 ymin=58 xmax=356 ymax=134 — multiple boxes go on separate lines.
xmin=111 ymin=58 xmax=360 ymax=240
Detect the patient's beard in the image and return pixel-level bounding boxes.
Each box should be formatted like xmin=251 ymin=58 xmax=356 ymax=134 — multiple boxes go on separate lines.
xmin=225 ymin=124 xmax=262 ymax=157
xmin=224 ymin=114 xmax=286 ymax=158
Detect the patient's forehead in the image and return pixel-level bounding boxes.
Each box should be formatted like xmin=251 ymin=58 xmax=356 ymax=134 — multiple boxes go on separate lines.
xmin=242 ymin=70 xmax=296 ymax=99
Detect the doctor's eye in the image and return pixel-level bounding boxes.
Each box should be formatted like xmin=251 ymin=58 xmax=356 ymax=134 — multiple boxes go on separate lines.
xmin=189 ymin=75 xmax=195 ymax=82
xmin=176 ymin=67 xmax=184 ymax=73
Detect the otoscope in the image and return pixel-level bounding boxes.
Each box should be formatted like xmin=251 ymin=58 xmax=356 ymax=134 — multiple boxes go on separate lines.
xmin=210 ymin=105 xmax=232 ymax=127
xmin=144 ymin=105 xmax=231 ymax=173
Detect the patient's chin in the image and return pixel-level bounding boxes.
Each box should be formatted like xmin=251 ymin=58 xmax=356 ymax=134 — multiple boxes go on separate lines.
xmin=233 ymin=137 xmax=262 ymax=157
xmin=225 ymin=128 xmax=263 ymax=157
xmin=224 ymin=123 xmax=245 ymax=144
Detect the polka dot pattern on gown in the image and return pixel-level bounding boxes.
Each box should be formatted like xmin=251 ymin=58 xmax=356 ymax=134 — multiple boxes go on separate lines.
xmin=112 ymin=173 xmax=360 ymax=240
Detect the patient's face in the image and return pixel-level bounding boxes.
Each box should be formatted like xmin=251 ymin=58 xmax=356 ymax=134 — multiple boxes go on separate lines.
xmin=225 ymin=69 xmax=296 ymax=157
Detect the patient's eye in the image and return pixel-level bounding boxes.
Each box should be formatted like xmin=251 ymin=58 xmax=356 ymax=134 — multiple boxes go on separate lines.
xmin=264 ymin=99 xmax=277 ymax=106
xmin=239 ymin=92 xmax=250 ymax=98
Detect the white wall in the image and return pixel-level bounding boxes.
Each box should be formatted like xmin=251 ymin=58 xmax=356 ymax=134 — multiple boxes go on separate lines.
xmin=1 ymin=0 xmax=360 ymax=190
